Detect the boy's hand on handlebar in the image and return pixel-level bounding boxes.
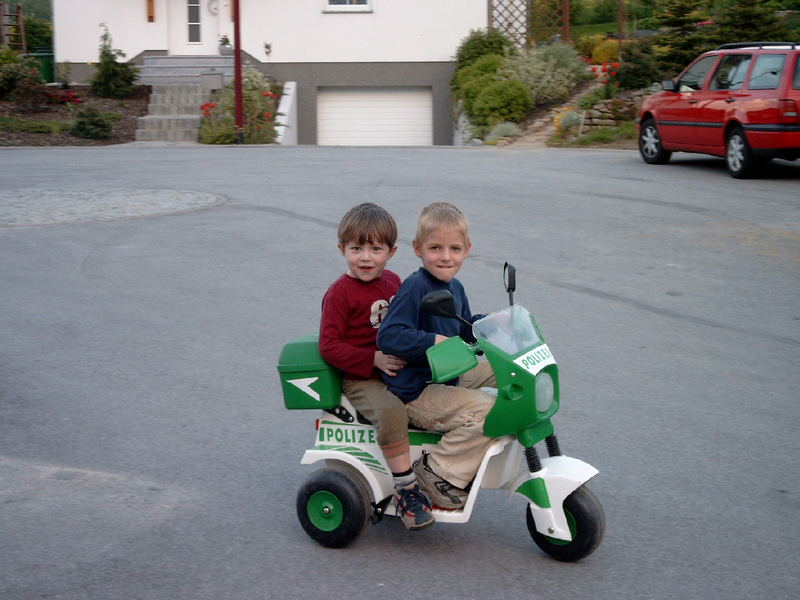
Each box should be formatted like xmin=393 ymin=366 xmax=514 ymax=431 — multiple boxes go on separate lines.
xmin=374 ymin=351 xmax=406 ymax=377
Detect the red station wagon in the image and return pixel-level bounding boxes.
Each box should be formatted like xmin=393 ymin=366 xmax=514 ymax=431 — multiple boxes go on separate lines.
xmin=637 ymin=42 xmax=800 ymax=178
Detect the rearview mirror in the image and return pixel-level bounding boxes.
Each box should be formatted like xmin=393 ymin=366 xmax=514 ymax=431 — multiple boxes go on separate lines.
xmin=661 ymin=80 xmax=677 ymax=92
xmin=504 ymin=262 xmax=516 ymax=306
xmin=421 ymin=290 xmax=458 ymax=319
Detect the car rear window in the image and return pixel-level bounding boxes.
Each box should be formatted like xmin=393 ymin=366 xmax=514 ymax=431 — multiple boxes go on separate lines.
xmin=711 ymin=54 xmax=752 ymax=90
xmin=748 ymin=54 xmax=786 ymax=90
xmin=794 ymin=55 xmax=800 ymax=89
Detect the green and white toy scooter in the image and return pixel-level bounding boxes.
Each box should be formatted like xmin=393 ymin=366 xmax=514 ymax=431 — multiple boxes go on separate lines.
xmin=277 ymin=264 xmax=605 ymax=561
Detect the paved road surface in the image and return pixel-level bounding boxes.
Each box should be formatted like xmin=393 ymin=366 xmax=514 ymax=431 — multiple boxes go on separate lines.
xmin=1 ymin=145 xmax=798 ymax=600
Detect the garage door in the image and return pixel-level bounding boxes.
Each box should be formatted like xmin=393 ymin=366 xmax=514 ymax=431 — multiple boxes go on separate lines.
xmin=317 ymin=87 xmax=433 ymax=146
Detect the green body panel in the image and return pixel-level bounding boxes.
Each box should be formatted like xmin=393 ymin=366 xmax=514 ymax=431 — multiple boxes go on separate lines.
xmin=517 ymin=477 xmax=551 ymax=508
xmin=425 ymin=336 xmax=478 ymax=383
xmin=517 ymin=418 xmax=555 ymax=448
xmin=481 ymin=337 xmax=560 ymax=440
xmin=278 ymin=333 xmax=342 ymax=410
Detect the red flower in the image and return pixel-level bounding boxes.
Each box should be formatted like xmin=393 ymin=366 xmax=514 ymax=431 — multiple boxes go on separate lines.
xmin=612 ymin=62 xmax=620 ymax=69
xmin=601 ymin=64 xmax=609 ymax=72
xmin=611 ymin=71 xmax=618 ymax=77
xmin=264 ymin=111 xmax=272 ymax=119
xmin=601 ymin=79 xmax=608 ymax=85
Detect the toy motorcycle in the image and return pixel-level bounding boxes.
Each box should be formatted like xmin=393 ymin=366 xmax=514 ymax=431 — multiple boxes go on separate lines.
xmin=278 ymin=264 xmax=605 ymax=561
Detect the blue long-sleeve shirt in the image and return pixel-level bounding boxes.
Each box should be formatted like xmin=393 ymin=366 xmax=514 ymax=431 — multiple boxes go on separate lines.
xmin=377 ymin=268 xmax=478 ymax=402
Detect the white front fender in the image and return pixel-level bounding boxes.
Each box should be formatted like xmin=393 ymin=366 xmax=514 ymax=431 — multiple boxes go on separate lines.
xmin=512 ymin=455 xmax=599 ymax=541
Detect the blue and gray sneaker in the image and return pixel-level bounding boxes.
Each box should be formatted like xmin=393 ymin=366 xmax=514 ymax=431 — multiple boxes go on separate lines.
xmin=395 ymin=485 xmax=435 ymax=531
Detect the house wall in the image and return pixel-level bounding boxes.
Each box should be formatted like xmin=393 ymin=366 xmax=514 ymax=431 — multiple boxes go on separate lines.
xmin=53 ymin=0 xmax=488 ymax=64
xmin=53 ymin=0 xmax=168 ymax=64
xmin=52 ymin=0 xmax=487 ymax=146
xmin=262 ymin=62 xmax=455 ymax=145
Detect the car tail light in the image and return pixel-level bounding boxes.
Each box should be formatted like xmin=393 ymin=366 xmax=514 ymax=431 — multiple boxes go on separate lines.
xmin=778 ymin=99 xmax=799 ymax=123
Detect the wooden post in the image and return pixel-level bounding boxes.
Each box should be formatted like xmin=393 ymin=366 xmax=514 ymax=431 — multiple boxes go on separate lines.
xmin=233 ymin=0 xmax=244 ymax=144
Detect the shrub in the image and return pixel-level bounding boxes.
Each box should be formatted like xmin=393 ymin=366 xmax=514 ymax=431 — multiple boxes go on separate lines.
xmin=454 ymin=72 xmax=496 ymax=117
xmin=618 ymin=37 xmax=662 ymax=90
xmin=472 ymin=79 xmax=532 ymax=126
xmin=575 ymin=34 xmax=605 ymax=59
xmin=0 ymin=116 xmax=69 ymax=134
xmin=199 ymin=67 xmax=280 ymax=144
xmin=592 ymin=39 xmax=620 ymax=64
xmin=70 ymin=105 xmax=112 ymax=139
xmin=0 ymin=52 xmax=44 ymax=102
xmin=7 ymin=68 xmax=49 ymax=111
xmin=484 ymin=120 xmax=523 ymax=144
xmin=553 ymin=108 xmax=582 ymax=135
xmin=90 ymin=25 xmax=138 ymax=99
xmin=452 ymin=53 xmax=505 ymax=91
xmin=454 ymin=28 xmax=515 ymax=71
xmin=502 ymin=44 xmax=586 ymax=107
xmin=578 ymin=87 xmax=606 ymax=110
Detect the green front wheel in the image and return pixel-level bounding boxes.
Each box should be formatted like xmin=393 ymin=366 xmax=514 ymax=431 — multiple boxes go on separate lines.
xmin=527 ymin=485 xmax=605 ymax=562
xmin=296 ymin=467 xmax=371 ymax=548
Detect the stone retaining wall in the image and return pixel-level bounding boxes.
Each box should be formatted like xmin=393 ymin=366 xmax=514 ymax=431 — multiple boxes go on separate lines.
xmin=582 ymin=89 xmax=653 ymax=130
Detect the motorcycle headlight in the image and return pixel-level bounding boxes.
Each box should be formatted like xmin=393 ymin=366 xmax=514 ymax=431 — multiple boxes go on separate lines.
xmin=535 ymin=371 xmax=554 ymax=413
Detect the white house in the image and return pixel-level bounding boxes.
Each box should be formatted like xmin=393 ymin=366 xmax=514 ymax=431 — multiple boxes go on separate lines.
xmin=53 ymin=0 xmax=504 ymax=145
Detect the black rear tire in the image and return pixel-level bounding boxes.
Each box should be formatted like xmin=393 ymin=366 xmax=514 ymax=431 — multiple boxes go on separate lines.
xmin=639 ymin=118 xmax=672 ymax=164
xmin=726 ymin=126 xmax=758 ymax=178
xmin=527 ymin=485 xmax=605 ymax=562
xmin=296 ymin=467 xmax=371 ymax=548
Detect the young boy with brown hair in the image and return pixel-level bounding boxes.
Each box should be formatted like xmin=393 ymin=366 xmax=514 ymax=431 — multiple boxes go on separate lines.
xmin=319 ymin=202 xmax=434 ymax=530
xmin=377 ymin=202 xmax=496 ymax=509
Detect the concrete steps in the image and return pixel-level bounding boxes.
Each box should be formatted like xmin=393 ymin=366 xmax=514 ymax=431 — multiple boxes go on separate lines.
xmin=135 ymin=83 xmax=208 ymax=143
xmin=137 ymin=55 xmax=234 ymax=85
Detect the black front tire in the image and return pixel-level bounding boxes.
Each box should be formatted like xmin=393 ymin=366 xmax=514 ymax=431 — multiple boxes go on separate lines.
xmin=639 ymin=118 xmax=672 ymax=164
xmin=527 ymin=485 xmax=605 ymax=562
xmin=296 ymin=467 xmax=371 ymax=548
xmin=726 ymin=126 xmax=758 ymax=178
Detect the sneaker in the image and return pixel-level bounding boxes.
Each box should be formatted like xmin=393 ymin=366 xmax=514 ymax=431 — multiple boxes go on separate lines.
xmin=412 ymin=453 xmax=468 ymax=510
xmin=395 ymin=485 xmax=434 ymax=531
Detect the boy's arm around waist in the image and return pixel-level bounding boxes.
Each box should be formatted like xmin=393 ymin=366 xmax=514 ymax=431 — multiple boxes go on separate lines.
xmin=376 ymin=290 xmax=436 ymax=362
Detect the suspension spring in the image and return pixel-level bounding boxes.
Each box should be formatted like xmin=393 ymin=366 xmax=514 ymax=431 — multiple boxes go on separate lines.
xmin=545 ymin=435 xmax=562 ymax=457
xmin=524 ymin=446 xmax=542 ymax=473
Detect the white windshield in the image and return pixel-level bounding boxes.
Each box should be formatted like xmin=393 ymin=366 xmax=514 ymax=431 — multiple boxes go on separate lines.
xmin=472 ymin=305 xmax=541 ymax=355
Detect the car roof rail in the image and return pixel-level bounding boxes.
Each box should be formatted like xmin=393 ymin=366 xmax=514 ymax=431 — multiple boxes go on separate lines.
xmin=716 ymin=41 xmax=799 ymax=50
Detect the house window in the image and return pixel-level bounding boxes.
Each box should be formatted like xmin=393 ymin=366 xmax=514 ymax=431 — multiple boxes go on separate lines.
xmin=187 ymin=0 xmax=201 ymax=43
xmin=324 ymin=0 xmax=372 ymax=13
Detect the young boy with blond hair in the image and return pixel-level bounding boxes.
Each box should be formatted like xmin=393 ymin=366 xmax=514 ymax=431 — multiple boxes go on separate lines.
xmin=319 ymin=202 xmax=434 ymax=530
xmin=377 ymin=202 xmax=496 ymax=509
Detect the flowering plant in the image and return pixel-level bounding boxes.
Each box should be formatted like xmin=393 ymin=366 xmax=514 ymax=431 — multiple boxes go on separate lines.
xmin=595 ymin=62 xmax=620 ymax=99
xmin=219 ymin=35 xmax=231 ymax=46
xmin=47 ymin=88 xmax=82 ymax=105
xmin=199 ymin=68 xmax=282 ymax=144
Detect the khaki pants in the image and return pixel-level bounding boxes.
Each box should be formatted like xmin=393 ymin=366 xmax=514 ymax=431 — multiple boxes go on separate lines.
xmin=342 ymin=379 xmax=409 ymax=460
xmin=406 ymin=361 xmax=496 ymax=489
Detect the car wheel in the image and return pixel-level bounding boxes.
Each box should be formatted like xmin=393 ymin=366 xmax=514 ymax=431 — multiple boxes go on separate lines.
xmin=726 ymin=126 xmax=757 ymax=178
xmin=639 ymin=118 xmax=672 ymax=164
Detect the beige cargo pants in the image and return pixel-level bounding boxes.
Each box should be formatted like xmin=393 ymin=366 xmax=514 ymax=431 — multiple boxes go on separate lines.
xmin=406 ymin=361 xmax=496 ymax=489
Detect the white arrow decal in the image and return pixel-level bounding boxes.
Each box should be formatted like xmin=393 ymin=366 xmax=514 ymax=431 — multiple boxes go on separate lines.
xmin=288 ymin=377 xmax=320 ymax=401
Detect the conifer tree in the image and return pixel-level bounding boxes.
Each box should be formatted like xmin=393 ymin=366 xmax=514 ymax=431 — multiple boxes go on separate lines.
xmin=713 ymin=0 xmax=791 ymax=44
xmin=653 ymin=0 xmax=716 ymax=77
xmin=90 ymin=25 xmax=138 ymax=99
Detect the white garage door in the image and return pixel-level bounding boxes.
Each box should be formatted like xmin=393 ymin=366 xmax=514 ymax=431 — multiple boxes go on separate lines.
xmin=317 ymin=87 xmax=433 ymax=146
